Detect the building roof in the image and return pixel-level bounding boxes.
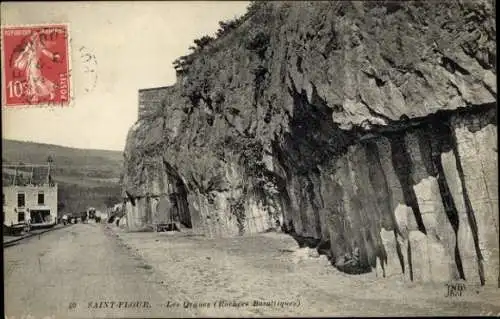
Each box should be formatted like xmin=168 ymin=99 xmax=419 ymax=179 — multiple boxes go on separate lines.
xmin=2 ymin=164 xmax=55 ymax=187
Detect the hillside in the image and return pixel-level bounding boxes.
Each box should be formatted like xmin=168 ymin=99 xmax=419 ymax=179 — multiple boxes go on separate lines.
xmin=2 ymin=139 xmax=123 ymax=179
xmin=2 ymin=139 xmax=123 ymax=213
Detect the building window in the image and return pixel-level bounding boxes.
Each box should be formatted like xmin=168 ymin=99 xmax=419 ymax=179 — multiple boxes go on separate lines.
xmin=18 ymin=211 xmax=25 ymax=222
xmin=17 ymin=193 xmax=25 ymax=208
xmin=38 ymin=192 xmax=45 ymax=205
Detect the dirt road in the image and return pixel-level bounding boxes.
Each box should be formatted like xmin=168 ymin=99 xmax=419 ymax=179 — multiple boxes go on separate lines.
xmin=4 ymin=223 xmax=195 ymax=318
xmin=4 ymin=222 xmax=500 ymax=318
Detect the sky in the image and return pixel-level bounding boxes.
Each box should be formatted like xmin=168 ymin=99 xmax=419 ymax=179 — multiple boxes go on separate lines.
xmin=1 ymin=1 xmax=250 ymax=151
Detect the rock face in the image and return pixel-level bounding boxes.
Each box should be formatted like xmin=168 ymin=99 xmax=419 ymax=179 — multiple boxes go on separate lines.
xmin=121 ymin=1 xmax=498 ymax=285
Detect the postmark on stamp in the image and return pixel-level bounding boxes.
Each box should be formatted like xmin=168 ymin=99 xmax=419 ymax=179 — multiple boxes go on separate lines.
xmin=78 ymin=45 xmax=98 ymax=94
xmin=1 ymin=24 xmax=71 ymax=108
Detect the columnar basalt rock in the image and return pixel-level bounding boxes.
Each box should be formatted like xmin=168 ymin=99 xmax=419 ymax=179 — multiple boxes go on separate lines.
xmin=121 ymin=1 xmax=497 ymax=285
xmin=450 ymin=108 xmax=498 ymax=285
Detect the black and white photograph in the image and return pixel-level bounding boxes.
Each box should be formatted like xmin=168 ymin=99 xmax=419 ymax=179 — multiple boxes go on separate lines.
xmin=1 ymin=1 xmax=498 ymax=317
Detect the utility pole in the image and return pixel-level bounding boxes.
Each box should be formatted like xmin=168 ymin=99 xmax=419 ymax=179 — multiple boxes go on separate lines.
xmin=46 ymin=156 xmax=53 ymax=185
xmin=46 ymin=162 xmax=50 ymax=185
xmin=13 ymin=164 xmax=18 ymax=186
xmin=29 ymin=165 xmax=34 ymax=185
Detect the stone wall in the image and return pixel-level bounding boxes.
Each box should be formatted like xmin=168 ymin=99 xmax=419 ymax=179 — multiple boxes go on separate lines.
xmin=138 ymin=86 xmax=173 ymax=120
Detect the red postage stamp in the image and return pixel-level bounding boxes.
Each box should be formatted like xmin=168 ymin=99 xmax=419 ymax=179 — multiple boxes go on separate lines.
xmin=1 ymin=24 xmax=71 ymax=107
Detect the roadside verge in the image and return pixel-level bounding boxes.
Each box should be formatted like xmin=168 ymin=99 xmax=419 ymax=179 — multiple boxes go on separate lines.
xmin=3 ymin=224 xmax=69 ymax=247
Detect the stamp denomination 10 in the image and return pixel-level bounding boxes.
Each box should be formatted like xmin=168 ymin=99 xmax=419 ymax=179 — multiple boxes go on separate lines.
xmin=1 ymin=24 xmax=71 ymax=108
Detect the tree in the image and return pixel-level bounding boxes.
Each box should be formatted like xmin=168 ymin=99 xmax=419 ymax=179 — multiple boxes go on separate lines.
xmin=104 ymin=196 xmax=117 ymax=208
xmin=216 ymin=18 xmax=243 ymax=37
xmin=245 ymin=1 xmax=261 ymax=17
xmin=57 ymin=202 xmax=66 ymax=212
xmin=193 ymin=35 xmax=215 ymax=50
xmin=173 ymin=54 xmax=195 ymax=73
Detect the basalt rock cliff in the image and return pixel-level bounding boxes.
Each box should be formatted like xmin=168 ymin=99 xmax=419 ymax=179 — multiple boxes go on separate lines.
xmin=122 ymin=1 xmax=498 ymax=285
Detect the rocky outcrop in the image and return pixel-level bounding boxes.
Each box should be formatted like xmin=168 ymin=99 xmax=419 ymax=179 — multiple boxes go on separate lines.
xmin=121 ymin=1 xmax=498 ymax=285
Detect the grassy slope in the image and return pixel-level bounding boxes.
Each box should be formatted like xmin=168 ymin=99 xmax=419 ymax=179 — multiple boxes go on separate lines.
xmin=2 ymin=139 xmax=124 ymax=214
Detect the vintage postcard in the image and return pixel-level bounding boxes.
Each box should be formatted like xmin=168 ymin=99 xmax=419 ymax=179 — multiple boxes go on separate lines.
xmin=2 ymin=1 xmax=499 ymax=318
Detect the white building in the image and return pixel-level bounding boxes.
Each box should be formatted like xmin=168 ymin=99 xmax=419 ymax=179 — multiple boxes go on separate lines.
xmin=3 ymin=163 xmax=58 ymax=228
